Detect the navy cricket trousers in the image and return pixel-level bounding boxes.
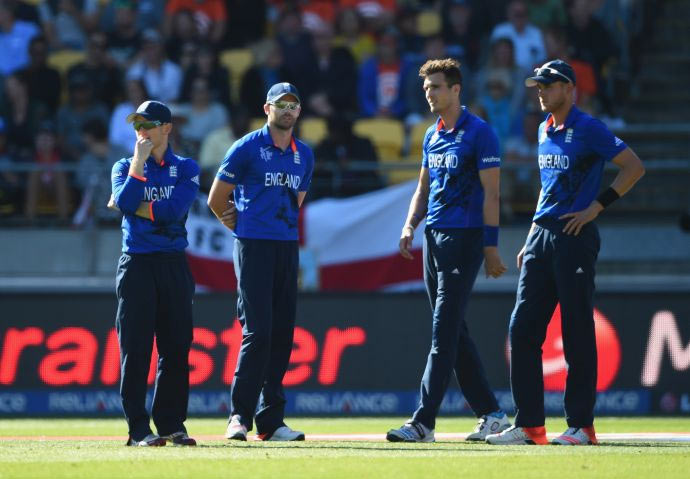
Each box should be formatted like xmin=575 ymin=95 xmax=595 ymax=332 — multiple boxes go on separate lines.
xmin=230 ymin=238 xmax=298 ymax=434
xmin=509 ymin=218 xmax=600 ymax=428
xmin=115 ymin=252 xmax=194 ymax=440
xmin=413 ymin=227 xmax=500 ymax=430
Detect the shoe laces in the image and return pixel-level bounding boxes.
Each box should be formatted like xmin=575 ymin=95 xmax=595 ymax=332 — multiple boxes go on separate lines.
xmin=562 ymin=427 xmax=580 ymax=436
xmin=473 ymin=416 xmax=488 ymax=433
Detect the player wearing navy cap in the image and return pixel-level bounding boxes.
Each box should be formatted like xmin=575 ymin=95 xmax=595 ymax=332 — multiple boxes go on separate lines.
xmin=109 ymin=100 xmax=200 ymax=447
xmin=486 ymin=60 xmax=645 ymax=446
xmin=208 ymin=82 xmax=314 ymax=441
xmin=387 ymin=58 xmax=510 ymax=443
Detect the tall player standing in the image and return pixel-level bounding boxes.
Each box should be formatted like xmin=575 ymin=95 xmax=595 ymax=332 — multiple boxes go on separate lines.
xmin=388 ymin=59 xmax=510 ymax=443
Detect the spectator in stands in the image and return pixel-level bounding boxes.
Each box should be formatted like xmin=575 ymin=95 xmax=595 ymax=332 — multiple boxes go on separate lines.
xmin=566 ymin=0 xmax=619 ymax=120
xmin=68 ymin=32 xmax=123 ymax=110
xmin=109 ymin=78 xmax=147 ymax=153
xmin=525 ymin=0 xmax=566 ymax=29
xmin=441 ymin=0 xmax=481 ymax=70
xmin=179 ymin=43 xmax=230 ymax=109
xmin=275 ymin=5 xmax=316 ymax=99
xmin=395 ymin=7 xmax=423 ymax=59
xmin=473 ymin=36 xmax=526 ymax=134
xmin=163 ymin=8 xmax=198 ymax=64
xmin=543 ymin=27 xmax=597 ymax=113
xmin=358 ymin=27 xmax=413 ymax=118
xmin=107 ymin=1 xmax=141 ymax=67
xmin=25 ymin=120 xmax=70 ymax=221
xmin=73 ymin=119 xmax=128 ymax=225
xmin=0 ymin=0 xmax=40 ymax=76
xmin=303 ymin=23 xmax=358 ymax=118
xmin=126 ymin=28 xmax=183 ymax=103
xmin=312 ymin=116 xmax=382 ymax=200
xmin=56 ymin=72 xmax=110 ymax=161
xmin=0 ymin=117 xmax=21 ymax=217
xmin=240 ymin=38 xmax=295 ymax=118
xmin=404 ymin=35 xmax=448 ymax=126
xmin=223 ymin=0 xmax=266 ymax=48
xmin=490 ymin=0 xmax=546 ymax=70
xmin=198 ymin=106 xmax=247 ymax=191
xmin=0 ymin=73 xmax=46 ymax=158
xmin=164 ymin=0 xmax=227 ymax=46
xmin=333 ymin=7 xmax=375 ymax=64
xmin=37 ymin=0 xmax=99 ymax=51
xmin=18 ymin=35 xmax=61 ymax=115
xmin=171 ymin=76 xmax=228 ymax=155
xmin=472 ymin=69 xmax=519 ymax=149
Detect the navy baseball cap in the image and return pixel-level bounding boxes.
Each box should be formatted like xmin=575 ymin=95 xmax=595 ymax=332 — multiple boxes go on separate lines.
xmin=525 ymin=59 xmax=576 ymax=87
xmin=126 ymin=100 xmax=172 ymax=124
xmin=266 ymin=82 xmax=301 ymax=103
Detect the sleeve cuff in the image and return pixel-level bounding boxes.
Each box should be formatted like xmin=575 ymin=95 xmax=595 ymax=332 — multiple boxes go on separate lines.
xmin=149 ymin=202 xmax=155 ymax=221
xmin=128 ymin=172 xmax=147 ymax=182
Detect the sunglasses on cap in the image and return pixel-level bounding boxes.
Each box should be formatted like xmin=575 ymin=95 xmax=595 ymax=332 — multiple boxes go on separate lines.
xmin=269 ymin=100 xmax=300 ymax=111
xmin=132 ymin=120 xmax=162 ymax=131
xmin=533 ymin=66 xmax=572 ymax=83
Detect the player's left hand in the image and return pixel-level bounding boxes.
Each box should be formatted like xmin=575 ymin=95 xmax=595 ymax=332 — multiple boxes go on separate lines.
xmin=483 ymin=247 xmax=507 ymax=278
xmin=220 ymin=201 xmax=237 ymax=230
xmin=107 ymin=195 xmax=120 ymax=211
xmin=559 ymin=202 xmax=604 ymax=235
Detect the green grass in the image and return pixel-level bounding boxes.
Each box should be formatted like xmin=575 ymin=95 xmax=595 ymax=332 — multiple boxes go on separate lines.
xmin=1 ymin=417 xmax=689 ymax=478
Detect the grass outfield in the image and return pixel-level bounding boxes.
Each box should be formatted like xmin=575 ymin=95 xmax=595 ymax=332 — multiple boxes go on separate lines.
xmin=1 ymin=417 xmax=689 ymax=478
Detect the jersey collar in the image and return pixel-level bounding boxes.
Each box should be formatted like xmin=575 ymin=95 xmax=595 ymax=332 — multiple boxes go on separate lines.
xmin=261 ymin=123 xmax=298 ymax=153
xmin=545 ymin=105 xmax=580 ymax=132
xmin=145 ymin=144 xmax=175 ymax=167
xmin=436 ymin=106 xmax=469 ymax=133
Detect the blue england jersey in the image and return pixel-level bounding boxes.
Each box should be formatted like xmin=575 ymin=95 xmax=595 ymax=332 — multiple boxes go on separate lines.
xmin=112 ymin=147 xmax=200 ymax=253
xmin=423 ymin=107 xmax=501 ymax=229
xmin=216 ymin=124 xmax=314 ymax=241
xmin=534 ymin=106 xmax=627 ymax=222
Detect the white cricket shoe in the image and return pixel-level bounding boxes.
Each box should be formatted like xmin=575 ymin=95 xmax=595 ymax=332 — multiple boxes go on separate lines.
xmin=225 ymin=415 xmax=248 ymax=441
xmin=465 ymin=411 xmax=512 ymax=441
xmin=126 ymin=433 xmax=166 ymax=447
xmin=485 ymin=425 xmax=548 ymax=445
xmin=386 ymin=420 xmax=435 ymax=443
xmin=552 ymin=427 xmax=598 ymax=445
xmin=256 ymin=425 xmax=305 ymax=441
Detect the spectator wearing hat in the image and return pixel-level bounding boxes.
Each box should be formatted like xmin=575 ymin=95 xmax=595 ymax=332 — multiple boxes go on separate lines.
xmin=126 ymin=29 xmax=183 ymax=103
xmin=490 ymin=0 xmax=546 ymax=71
xmin=56 ymin=72 xmax=110 ymax=161
xmin=25 ymin=120 xmax=70 ymax=221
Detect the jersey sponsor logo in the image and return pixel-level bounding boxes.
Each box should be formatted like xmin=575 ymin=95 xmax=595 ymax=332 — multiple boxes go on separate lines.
xmin=539 ymin=129 xmax=548 ymax=144
xmin=565 ymin=128 xmax=574 ymax=143
xmin=428 ymin=152 xmax=458 ymax=169
xmin=614 ymin=136 xmax=623 ymax=146
xmin=260 ymin=146 xmax=272 ymax=162
xmin=219 ymin=170 xmax=235 ymax=179
xmin=294 ymin=150 xmax=301 ymax=165
xmin=112 ymin=170 xmax=123 ymax=178
xmin=169 ymin=165 xmax=177 ymax=177
xmin=265 ymin=172 xmax=301 ymax=189
xmin=481 ymin=156 xmax=501 ymax=165
xmin=191 ymin=175 xmax=200 ymax=185
xmin=455 ymin=129 xmax=465 ymax=143
xmin=143 ymin=185 xmax=174 ymax=201
xmin=538 ymin=154 xmax=570 ymax=170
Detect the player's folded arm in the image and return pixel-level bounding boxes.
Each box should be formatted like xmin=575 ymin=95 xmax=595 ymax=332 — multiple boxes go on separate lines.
xmin=150 ymin=161 xmax=201 ymax=224
xmin=112 ymin=160 xmax=146 ymax=214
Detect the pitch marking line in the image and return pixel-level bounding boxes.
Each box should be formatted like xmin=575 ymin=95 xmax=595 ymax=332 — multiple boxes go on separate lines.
xmin=1 ymin=433 xmax=689 ymax=442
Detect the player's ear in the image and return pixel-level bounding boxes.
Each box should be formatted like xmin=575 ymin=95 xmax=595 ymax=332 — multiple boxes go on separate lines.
xmin=162 ymin=123 xmax=173 ymax=135
xmin=263 ymin=103 xmax=270 ymax=115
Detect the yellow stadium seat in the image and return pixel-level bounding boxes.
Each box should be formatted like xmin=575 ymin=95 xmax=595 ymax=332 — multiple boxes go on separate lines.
xmin=417 ymin=11 xmax=441 ymax=36
xmin=299 ymin=117 xmax=327 ymax=147
xmin=47 ymin=50 xmax=85 ymax=76
xmin=219 ymin=48 xmax=253 ymax=105
xmin=353 ymin=118 xmax=414 ymax=184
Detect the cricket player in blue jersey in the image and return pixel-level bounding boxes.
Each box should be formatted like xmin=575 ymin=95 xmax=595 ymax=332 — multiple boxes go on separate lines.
xmin=109 ymin=100 xmax=199 ymax=447
xmin=207 ymin=83 xmax=314 ymax=442
xmin=486 ymin=60 xmax=645 ymax=446
xmin=387 ymin=58 xmax=511 ymax=443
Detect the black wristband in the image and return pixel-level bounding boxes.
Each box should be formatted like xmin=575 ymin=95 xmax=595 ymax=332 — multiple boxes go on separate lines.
xmin=596 ymin=187 xmax=620 ymax=208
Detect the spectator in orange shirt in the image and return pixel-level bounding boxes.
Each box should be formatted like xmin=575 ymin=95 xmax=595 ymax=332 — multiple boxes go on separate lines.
xmin=164 ymin=0 xmax=227 ymax=45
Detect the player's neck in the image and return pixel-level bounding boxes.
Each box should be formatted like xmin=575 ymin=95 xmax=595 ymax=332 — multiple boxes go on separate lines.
xmin=269 ymin=125 xmax=293 ymax=151
xmin=151 ymin=143 xmax=168 ymax=164
xmin=439 ymin=103 xmax=461 ymax=130
xmin=550 ymin=102 xmax=573 ymax=129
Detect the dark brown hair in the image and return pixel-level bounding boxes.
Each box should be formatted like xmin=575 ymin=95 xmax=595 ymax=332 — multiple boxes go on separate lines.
xmin=419 ymin=58 xmax=462 ymax=87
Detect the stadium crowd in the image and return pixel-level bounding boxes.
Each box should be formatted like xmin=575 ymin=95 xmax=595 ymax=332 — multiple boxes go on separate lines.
xmin=0 ymin=0 xmax=649 ymax=225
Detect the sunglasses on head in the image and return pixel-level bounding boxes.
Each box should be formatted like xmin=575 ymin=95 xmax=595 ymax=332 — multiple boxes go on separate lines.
xmin=534 ymin=66 xmax=572 ymax=83
xmin=269 ymin=100 xmax=300 ymax=111
xmin=133 ymin=120 xmax=162 ymax=131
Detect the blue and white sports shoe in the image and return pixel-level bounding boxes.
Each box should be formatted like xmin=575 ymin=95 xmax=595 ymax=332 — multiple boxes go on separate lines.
xmin=465 ymin=411 xmax=511 ymax=441
xmin=386 ymin=420 xmax=435 ymax=443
